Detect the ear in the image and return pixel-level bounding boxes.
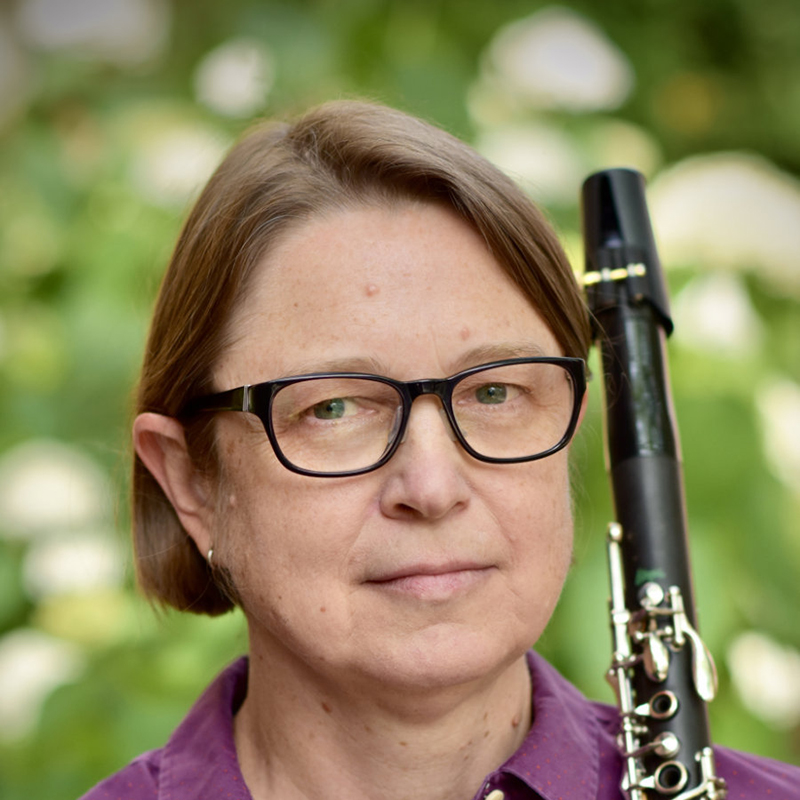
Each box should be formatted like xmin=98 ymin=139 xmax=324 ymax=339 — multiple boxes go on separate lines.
xmin=133 ymin=412 xmax=214 ymax=558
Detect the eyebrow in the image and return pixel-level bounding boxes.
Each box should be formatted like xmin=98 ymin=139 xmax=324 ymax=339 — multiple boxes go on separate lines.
xmin=449 ymin=341 xmax=552 ymax=371
xmin=277 ymin=355 xmax=390 ymax=377
xmin=278 ymin=341 xmax=554 ymax=381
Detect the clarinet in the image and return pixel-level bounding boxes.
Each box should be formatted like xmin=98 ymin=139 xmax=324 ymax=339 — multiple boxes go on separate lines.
xmin=581 ymin=168 xmax=727 ymax=799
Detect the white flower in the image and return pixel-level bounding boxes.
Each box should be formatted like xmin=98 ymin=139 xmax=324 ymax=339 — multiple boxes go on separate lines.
xmin=0 ymin=439 xmax=110 ymax=540
xmin=672 ymin=273 xmax=763 ymax=358
xmin=727 ymin=631 xmax=800 ymax=729
xmin=757 ymin=378 xmax=800 ymax=493
xmin=23 ymin=532 xmax=124 ymax=599
xmin=475 ymin=121 xmax=585 ymax=205
xmin=195 ymin=38 xmax=275 ymax=118
xmin=649 ymin=153 xmax=800 ymax=295
xmin=0 ymin=629 xmax=85 ymax=740
xmin=15 ymin=0 xmax=170 ymax=66
xmin=129 ymin=123 xmax=230 ymax=208
xmin=484 ymin=7 xmax=634 ymax=112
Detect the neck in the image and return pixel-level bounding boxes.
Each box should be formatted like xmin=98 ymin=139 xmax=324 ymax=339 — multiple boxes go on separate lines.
xmin=234 ymin=646 xmax=532 ymax=800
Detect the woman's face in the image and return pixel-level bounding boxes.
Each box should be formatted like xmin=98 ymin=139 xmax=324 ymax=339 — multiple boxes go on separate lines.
xmin=207 ymin=202 xmax=577 ymax=694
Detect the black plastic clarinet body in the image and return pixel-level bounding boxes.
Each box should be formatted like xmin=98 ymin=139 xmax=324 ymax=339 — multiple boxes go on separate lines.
xmin=583 ymin=168 xmax=726 ymax=799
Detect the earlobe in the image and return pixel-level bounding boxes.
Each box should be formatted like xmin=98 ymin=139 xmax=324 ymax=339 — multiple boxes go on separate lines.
xmin=133 ymin=412 xmax=213 ymax=555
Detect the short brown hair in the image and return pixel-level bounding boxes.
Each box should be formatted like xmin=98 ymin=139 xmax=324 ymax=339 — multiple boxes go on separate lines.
xmin=133 ymin=100 xmax=591 ymax=615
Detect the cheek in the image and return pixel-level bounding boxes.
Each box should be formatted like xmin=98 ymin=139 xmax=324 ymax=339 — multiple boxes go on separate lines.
xmin=209 ymin=454 xmax=362 ymax=605
xmin=502 ymin=458 xmax=574 ymax=573
xmin=483 ymin=461 xmax=574 ymax=650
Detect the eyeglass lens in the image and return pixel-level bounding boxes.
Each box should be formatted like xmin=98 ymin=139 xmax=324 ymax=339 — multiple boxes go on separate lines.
xmin=269 ymin=362 xmax=576 ymax=474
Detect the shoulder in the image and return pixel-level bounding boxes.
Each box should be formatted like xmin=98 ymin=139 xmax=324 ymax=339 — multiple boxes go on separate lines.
xmin=76 ymin=657 xmax=249 ymax=800
xmin=716 ymin=746 xmax=800 ymax=797
xmin=78 ymin=749 xmax=162 ymax=799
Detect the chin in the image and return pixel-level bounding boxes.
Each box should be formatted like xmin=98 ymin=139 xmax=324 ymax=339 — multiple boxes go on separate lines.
xmin=352 ymin=622 xmax=532 ymax=695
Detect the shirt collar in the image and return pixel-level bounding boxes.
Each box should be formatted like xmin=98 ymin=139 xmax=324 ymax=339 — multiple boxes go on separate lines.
xmin=159 ymin=657 xmax=252 ymax=800
xmin=482 ymin=651 xmax=604 ymax=800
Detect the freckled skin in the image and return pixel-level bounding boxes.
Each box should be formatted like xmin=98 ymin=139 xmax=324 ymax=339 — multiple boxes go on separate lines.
xmin=209 ymin=202 xmax=575 ymax=698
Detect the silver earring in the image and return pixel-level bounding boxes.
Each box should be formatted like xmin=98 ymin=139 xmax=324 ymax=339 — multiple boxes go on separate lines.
xmin=207 ymin=548 xmax=214 ymax=564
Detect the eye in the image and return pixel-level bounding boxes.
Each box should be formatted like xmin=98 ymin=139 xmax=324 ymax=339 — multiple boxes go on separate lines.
xmin=475 ymin=383 xmax=508 ymax=404
xmin=312 ymin=398 xmax=349 ymax=419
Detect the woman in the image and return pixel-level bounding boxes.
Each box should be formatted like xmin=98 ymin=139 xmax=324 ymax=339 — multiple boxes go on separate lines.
xmin=82 ymin=101 xmax=798 ymax=800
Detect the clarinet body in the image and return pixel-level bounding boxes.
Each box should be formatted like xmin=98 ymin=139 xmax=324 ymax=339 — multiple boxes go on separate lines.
xmin=582 ymin=169 xmax=726 ymax=799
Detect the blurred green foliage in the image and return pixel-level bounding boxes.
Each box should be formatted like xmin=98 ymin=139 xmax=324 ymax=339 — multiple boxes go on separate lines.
xmin=0 ymin=1 xmax=799 ymax=797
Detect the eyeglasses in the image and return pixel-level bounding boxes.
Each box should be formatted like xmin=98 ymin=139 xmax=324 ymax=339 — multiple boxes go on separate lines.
xmin=181 ymin=357 xmax=586 ymax=477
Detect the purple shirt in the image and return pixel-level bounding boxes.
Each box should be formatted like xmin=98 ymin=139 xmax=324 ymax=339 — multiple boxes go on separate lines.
xmin=79 ymin=652 xmax=800 ymax=799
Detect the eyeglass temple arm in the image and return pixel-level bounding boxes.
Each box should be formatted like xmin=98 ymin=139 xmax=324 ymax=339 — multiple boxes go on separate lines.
xmin=182 ymin=386 xmax=250 ymax=417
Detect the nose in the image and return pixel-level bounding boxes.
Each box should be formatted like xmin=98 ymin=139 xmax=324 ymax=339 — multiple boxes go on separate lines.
xmin=398 ymin=405 xmax=457 ymax=445
xmin=378 ymin=397 xmax=471 ymax=521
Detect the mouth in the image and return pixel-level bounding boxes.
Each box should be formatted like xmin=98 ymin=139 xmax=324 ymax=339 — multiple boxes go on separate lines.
xmin=365 ymin=563 xmax=494 ymax=601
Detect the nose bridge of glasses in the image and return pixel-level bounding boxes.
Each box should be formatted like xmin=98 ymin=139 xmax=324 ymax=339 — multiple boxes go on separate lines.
xmin=398 ymin=379 xmax=458 ymax=444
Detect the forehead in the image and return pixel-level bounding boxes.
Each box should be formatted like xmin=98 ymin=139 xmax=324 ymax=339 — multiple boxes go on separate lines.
xmin=216 ymin=202 xmax=560 ymax=385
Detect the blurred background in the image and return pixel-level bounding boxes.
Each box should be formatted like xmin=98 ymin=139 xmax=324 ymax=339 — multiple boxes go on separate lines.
xmin=0 ymin=0 xmax=798 ymax=796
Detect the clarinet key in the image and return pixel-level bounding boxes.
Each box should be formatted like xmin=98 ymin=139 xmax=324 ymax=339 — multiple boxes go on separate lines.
xmin=633 ymin=690 xmax=679 ymax=720
xmin=642 ymin=631 xmax=670 ymax=682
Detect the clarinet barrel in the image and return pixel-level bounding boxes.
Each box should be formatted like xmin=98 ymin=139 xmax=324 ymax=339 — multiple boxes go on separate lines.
xmin=582 ymin=169 xmax=726 ymax=799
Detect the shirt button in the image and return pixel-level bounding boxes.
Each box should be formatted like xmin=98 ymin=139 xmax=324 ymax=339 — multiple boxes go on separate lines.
xmin=486 ymin=791 xmax=505 ymax=800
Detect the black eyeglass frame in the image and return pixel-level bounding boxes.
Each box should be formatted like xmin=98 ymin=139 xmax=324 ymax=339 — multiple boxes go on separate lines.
xmin=180 ymin=356 xmax=586 ymax=478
